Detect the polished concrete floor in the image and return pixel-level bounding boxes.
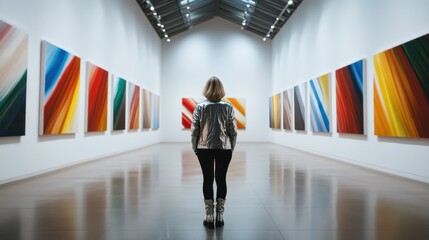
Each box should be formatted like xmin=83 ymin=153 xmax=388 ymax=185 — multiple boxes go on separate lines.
xmin=1 ymin=143 xmax=429 ymax=240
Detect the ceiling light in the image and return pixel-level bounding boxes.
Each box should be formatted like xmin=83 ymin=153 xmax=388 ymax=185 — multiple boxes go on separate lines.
xmin=271 ymin=25 xmax=274 ymax=29
xmin=153 ymin=12 xmax=157 ymax=16
xmin=288 ymin=0 xmax=293 ymax=5
xmin=242 ymin=22 xmax=246 ymax=26
xmin=164 ymin=34 xmax=168 ymax=38
xmin=161 ymin=24 xmax=164 ymax=28
xmin=186 ymin=13 xmax=190 ymax=17
xmin=162 ymin=29 xmax=166 ymax=32
xmin=187 ymin=6 xmax=190 ymax=10
xmin=150 ymin=6 xmax=155 ymax=11
xmin=263 ymin=37 xmax=266 ymax=41
xmin=167 ymin=38 xmax=171 ymax=42
xmin=246 ymin=4 xmax=250 ymax=8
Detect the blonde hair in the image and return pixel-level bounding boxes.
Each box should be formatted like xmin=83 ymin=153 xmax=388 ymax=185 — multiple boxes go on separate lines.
xmin=203 ymin=76 xmax=225 ymax=101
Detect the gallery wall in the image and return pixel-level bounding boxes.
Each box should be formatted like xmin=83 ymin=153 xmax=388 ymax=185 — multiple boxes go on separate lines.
xmin=161 ymin=17 xmax=272 ymax=143
xmin=271 ymin=0 xmax=429 ymax=183
xmin=0 ymin=0 xmax=161 ymax=184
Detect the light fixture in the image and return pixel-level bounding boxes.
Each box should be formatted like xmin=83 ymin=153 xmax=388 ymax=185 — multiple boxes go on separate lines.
xmin=167 ymin=38 xmax=171 ymax=42
xmin=186 ymin=6 xmax=190 ymax=10
xmin=263 ymin=0 xmax=293 ymax=41
xmin=150 ymin=6 xmax=155 ymax=11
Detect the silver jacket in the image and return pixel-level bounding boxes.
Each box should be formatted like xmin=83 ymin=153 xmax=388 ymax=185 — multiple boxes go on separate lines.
xmin=191 ymin=100 xmax=237 ymax=151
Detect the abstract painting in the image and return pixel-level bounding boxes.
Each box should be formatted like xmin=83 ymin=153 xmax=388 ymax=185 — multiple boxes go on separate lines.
xmin=40 ymin=41 xmax=80 ymax=135
xmin=142 ymin=89 xmax=152 ymax=129
xmin=310 ymin=73 xmax=331 ymax=133
xmin=283 ymin=89 xmax=293 ymax=130
xmin=374 ymin=33 xmax=429 ymax=138
xmin=112 ymin=76 xmax=126 ymax=131
xmin=224 ymin=98 xmax=246 ymax=129
xmin=0 ymin=20 xmax=28 ymax=137
xmin=182 ymin=98 xmax=202 ymax=129
xmin=294 ymin=83 xmax=306 ymax=131
xmin=336 ymin=59 xmax=364 ymax=134
xmin=269 ymin=93 xmax=281 ymax=129
xmin=129 ymin=82 xmax=140 ymax=130
xmin=152 ymin=94 xmax=160 ymax=129
xmin=86 ymin=62 xmax=108 ymax=132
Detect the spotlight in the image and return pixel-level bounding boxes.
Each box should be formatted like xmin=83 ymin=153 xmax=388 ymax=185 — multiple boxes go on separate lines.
xmin=150 ymin=6 xmax=155 ymax=11
xmin=167 ymin=38 xmax=171 ymax=42
xmin=263 ymin=37 xmax=266 ymax=41
xmin=288 ymin=0 xmax=293 ymax=4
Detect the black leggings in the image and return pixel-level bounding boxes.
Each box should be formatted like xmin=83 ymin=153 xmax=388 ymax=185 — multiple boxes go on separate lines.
xmin=197 ymin=149 xmax=232 ymax=200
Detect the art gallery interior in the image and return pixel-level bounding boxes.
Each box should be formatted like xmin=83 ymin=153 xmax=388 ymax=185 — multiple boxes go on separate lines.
xmin=0 ymin=0 xmax=428 ymax=239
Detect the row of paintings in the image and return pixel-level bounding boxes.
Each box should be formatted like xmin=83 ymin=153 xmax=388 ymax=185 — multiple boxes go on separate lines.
xmin=0 ymin=19 xmax=159 ymax=137
xmin=182 ymin=98 xmax=246 ymax=129
xmin=270 ymin=32 xmax=429 ymax=138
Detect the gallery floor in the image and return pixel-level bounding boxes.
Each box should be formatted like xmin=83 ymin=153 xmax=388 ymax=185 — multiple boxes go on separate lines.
xmin=0 ymin=143 xmax=428 ymax=240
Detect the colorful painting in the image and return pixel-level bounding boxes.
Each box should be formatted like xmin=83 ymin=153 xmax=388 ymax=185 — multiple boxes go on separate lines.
xmin=86 ymin=62 xmax=108 ymax=132
xmin=182 ymin=98 xmax=202 ymax=129
xmin=269 ymin=93 xmax=281 ymax=129
xmin=152 ymin=94 xmax=160 ymax=129
xmin=294 ymin=83 xmax=306 ymax=131
xmin=283 ymin=89 xmax=293 ymax=130
xmin=224 ymin=98 xmax=246 ymax=129
xmin=142 ymin=89 xmax=152 ymax=129
xmin=129 ymin=82 xmax=140 ymax=130
xmin=336 ymin=59 xmax=364 ymax=134
xmin=40 ymin=41 xmax=80 ymax=135
xmin=113 ymin=76 xmax=126 ymax=131
xmin=0 ymin=20 xmax=28 ymax=137
xmin=374 ymin=33 xmax=429 ymax=138
xmin=310 ymin=73 xmax=331 ymax=133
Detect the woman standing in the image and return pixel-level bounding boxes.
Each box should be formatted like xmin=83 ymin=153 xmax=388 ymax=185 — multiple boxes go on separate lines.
xmin=191 ymin=76 xmax=237 ymax=229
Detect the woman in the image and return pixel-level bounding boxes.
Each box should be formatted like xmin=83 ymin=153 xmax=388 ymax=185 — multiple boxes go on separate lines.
xmin=191 ymin=76 xmax=237 ymax=229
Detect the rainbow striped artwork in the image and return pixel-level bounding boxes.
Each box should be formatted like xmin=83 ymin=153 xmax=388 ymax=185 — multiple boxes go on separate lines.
xmin=282 ymin=89 xmax=293 ymax=130
xmin=374 ymin=33 xmax=429 ymax=138
xmin=269 ymin=93 xmax=281 ymax=129
xmin=224 ymin=98 xmax=246 ymax=129
xmin=129 ymin=82 xmax=140 ymax=130
xmin=182 ymin=98 xmax=202 ymax=129
xmin=310 ymin=73 xmax=331 ymax=133
xmin=112 ymin=76 xmax=126 ymax=131
xmin=86 ymin=62 xmax=108 ymax=132
xmin=182 ymin=98 xmax=245 ymax=129
xmin=152 ymin=94 xmax=160 ymax=129
xmin=40 ymin=41 xmax=80 ymax=135
xmin=294 ymin=83 xmax=306 ymax=131
xmin=142 ymin=89 xmax=152 ymax=129
xmin=0 ymin=20 xmax=28 ymax=137
xmin=336 ymin=60 xmax=364 ymax=134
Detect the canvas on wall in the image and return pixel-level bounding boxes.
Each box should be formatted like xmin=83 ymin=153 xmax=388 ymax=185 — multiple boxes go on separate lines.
xmin=269 ymin=93 xmax=281 ymax=129
xmin=39 ymin=41 xmax=80 ymax=135
xmin=142 ymin=89 xmax=152 ymax=129
xmin=336 ymin=59 xmax=364 ymax=135
xmin=112 ymin=76 xmax=126 ymax=131
xmin=294 ymin=83 xmax=306 ymax=131
xmin=182 ymin=98 xmax=202 ymax=129
xmin=86 ymin=62 xmax=108 ymax=132
xmin=129 ymin=82 xmax=140 ymax=130
xmin=310 ymin=73 xmax=331 ymax=133
xmin=223 ymin=98 xmax=246 ymax=129
xmin=374 ymin=33 xmax=429 ymax=138
xmin=0 ymin=19 xmax=28 ymax=137
xmin=283 ymin=89 xmax=293 ymax=130
xmin=152 ymin=94 xmax=160 ymax=129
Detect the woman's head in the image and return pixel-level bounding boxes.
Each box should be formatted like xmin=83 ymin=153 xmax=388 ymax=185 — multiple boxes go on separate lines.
xmin=203 ymin=76 xmax=225 ymax=101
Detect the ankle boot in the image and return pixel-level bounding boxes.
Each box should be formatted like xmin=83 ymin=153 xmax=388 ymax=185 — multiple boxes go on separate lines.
xmin=203 ymin=199 xmax=214 ymax=229
xmin=216 ymin=198 xmax=226 ymax=227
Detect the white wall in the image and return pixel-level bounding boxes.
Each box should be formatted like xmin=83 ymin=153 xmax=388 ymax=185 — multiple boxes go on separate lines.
xmin=0 ymin=0 xmax=161 ymax=184
xmin=161 ymin=17 xmax=271 ymax=143
xmin=272 ymin=0 xmax=429 ymax=183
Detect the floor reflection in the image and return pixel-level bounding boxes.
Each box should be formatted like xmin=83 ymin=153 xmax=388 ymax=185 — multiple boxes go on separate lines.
xmin=0 ymin=143 xmax=428 ymax=240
